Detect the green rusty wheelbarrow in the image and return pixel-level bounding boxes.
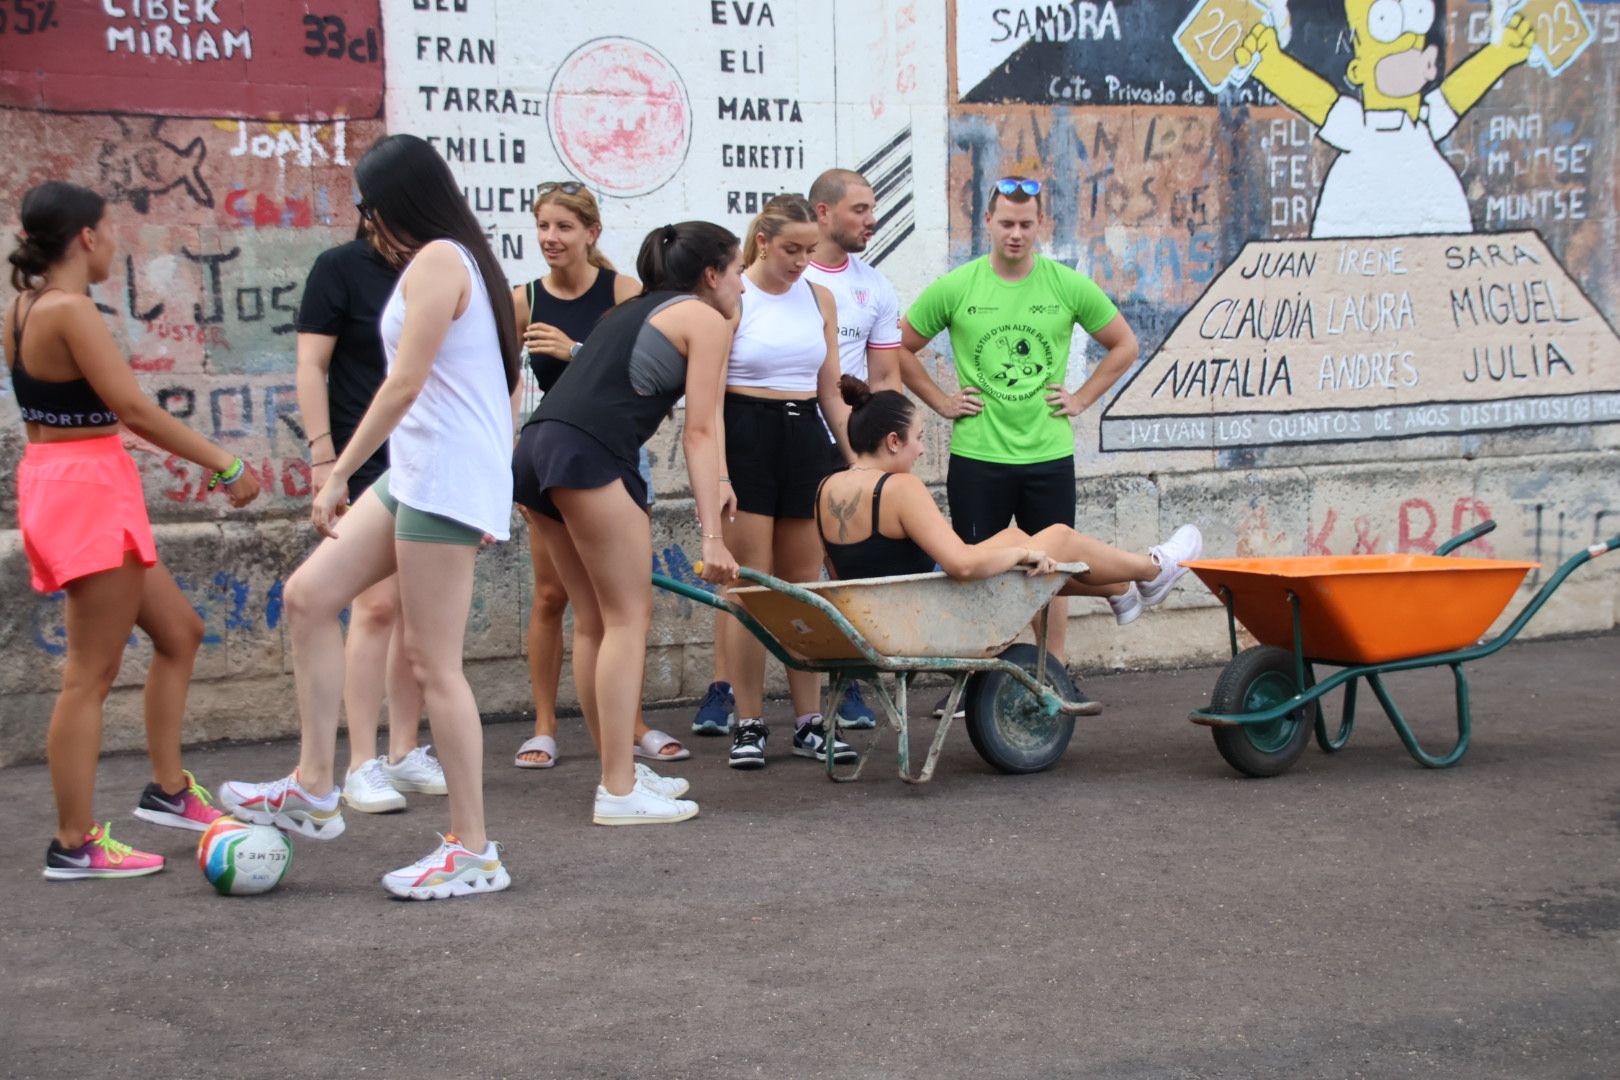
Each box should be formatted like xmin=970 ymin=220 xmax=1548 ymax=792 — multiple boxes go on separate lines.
xmin=1184 ymin=520 xmax=1619 ymax=778
xmin=652 ymin=563 xmax=1100 ymax=783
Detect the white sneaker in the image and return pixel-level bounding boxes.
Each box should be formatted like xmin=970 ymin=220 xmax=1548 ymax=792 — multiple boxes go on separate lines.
xmin=634 ymin=762 xmax=691 ymax=799
xmin=381 ymin=834 xmax=510 ymax=901
xmin=343 ymin=758 xmax=406 ymax=814
xmin=379 ymin=745 xmax=447 ymax=795
xmin=592 ymin=779 xmax=699 ymax=826
xmin=1109 ymin=583 xmax=1143 ymax=626
xmin=1139 ymin=524 xmax=1203 ymax=608
xmin=219 ymin=773 xmax=345 ymax=840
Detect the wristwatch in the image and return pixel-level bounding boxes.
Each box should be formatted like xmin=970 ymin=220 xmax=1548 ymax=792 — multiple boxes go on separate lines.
xmin=569 ymin=341 xmax=583 ymax=359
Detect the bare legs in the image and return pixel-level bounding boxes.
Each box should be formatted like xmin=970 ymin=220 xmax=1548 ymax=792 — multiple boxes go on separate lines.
xmin=134 ymin=561 xmax=206 ymax=794
xmin=518 ymin=506 xmax=568 ymax=764
xmin=342 ymin=574 xmax=422 ymax=772
xmin=720 ymin=511 xmax=824 ymax=719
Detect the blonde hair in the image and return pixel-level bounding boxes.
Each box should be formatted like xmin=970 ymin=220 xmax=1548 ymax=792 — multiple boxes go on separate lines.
xmin=534 ymin=184 xmax=615 ymax=271
xmin=742 ymin=193 xmax=816 ymax=264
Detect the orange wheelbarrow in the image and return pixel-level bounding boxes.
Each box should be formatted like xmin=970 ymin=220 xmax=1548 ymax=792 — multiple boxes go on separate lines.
xmin=1183 ymin=520 xmax=1619 ymax=777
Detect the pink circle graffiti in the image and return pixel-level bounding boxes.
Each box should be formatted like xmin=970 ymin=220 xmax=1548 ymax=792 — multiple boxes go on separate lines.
xmin=546 ymin=38 xmax=691 ymax=199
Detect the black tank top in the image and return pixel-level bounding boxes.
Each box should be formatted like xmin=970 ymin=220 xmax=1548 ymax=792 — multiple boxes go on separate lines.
xmin=530 ymin=290 xmax=688 ymax=466
xmin=8 ymin=291 xmax=119 ymax=428
xmin=525 ymin=268 xmax=618 ymax=391
xmin=818 ymin=473 xmax=936 ymax=580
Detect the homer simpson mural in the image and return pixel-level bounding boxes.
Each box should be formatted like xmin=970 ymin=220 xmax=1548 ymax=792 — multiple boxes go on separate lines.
xmin=1235 ymin=0 xmax=1532 ymax=237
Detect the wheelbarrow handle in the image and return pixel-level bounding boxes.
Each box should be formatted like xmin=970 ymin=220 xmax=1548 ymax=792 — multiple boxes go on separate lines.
xmin=1435 ymin=519 xmax=1497 ymax=556
xmin=1588 ymin=534 xmax=1620 ymax=559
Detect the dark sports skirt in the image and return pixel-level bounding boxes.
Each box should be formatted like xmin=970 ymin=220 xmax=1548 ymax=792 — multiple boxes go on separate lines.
xmin=512 ymin=419 xmax=648 ymax=523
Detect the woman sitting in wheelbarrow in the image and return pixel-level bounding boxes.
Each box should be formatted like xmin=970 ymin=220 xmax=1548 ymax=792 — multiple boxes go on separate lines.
xmin=816 ymin=376 xmax=1202 ymax=610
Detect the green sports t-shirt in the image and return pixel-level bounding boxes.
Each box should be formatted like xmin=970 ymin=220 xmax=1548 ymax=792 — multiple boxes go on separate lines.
xmin=906 ymin=255 xmax=1119 ymax=464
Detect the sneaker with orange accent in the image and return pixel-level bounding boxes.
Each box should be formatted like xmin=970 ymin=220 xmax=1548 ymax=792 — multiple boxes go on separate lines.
xmin=219 ymin=772 xmax=345 ymax=840
xmin=132 ymin=769 xmax=224 ymax=832
xmin=43 ymin=823 xmax=165 ymax=881
xmin=381 ymin=834 xmax=510 ymax=901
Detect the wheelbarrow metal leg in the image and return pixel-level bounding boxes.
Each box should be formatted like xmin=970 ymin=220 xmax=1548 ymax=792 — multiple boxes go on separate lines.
xmin=1315 ymin=672 xmax=1356 ymax=753
xmin=899 ymin=675 xmax=966 ymax=785
xmin=1366 ymin=668 xmax=1471 ymax=769
xmin=825 ymin=670 xmax=880 ymax=783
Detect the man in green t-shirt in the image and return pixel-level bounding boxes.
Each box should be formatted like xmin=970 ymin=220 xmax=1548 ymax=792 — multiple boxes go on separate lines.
xmin=900 ymin=176 xmax=1140 ymax=663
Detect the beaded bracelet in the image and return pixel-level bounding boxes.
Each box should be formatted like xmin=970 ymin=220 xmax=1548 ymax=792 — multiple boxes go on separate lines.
xmin=207 ymin=457 xmax=245 ymax=491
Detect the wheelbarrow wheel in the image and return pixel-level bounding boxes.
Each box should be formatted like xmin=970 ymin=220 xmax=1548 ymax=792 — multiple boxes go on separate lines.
xmin=963 ymin=643 xmax=1081 ymax=774
xmin=1209 ymin=645 xmax=1314 ymax=778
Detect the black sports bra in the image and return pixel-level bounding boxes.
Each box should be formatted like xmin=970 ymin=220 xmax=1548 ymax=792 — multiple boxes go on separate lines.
xmin=8 ymin=290 xmax=119 ymax=428
xmin=817 ymin=472 xmax=937 ymax=580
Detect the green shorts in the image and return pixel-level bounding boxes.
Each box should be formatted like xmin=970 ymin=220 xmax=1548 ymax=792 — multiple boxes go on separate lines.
xmin=370 ymin=470 xmax=484 ymax=546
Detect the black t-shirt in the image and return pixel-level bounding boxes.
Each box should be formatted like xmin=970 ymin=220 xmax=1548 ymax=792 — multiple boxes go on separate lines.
xmin=295 ymin=240 xmax=401 ymax=499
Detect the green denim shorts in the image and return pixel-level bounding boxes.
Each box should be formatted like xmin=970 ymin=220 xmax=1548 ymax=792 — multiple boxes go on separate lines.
xmin=370 ymin=470 xmax=483 ymax=546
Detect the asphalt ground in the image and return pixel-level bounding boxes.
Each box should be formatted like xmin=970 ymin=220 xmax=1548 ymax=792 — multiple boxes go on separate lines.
xmin=3 ymin=632 xmax=1618 ymax=1079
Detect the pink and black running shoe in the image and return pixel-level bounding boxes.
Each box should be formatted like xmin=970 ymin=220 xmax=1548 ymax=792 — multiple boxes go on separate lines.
xmin=44 ymin=823 xmax=165 ymax=881
xmin=132 ymin=769 xmax=224 ymax=832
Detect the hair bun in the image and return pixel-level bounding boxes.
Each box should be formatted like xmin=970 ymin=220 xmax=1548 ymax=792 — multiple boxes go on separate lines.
xmin=838 ymin=373 xmax=873 ymax=409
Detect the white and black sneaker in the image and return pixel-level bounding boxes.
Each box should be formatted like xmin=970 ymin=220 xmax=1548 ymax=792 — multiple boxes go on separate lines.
xmin=791 ymin=718 xmax=858 ymax=764
xmin=729 ymin=719 xmax=768 ymax=769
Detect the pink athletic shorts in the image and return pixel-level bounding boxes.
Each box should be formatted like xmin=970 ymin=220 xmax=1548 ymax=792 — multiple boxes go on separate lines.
xmin=16 ymin=434 xmax=157 ymax=592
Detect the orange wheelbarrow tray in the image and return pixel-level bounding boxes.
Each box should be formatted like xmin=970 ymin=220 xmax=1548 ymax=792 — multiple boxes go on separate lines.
xmin=1182 ymin=519 xmax=1619 ymax=778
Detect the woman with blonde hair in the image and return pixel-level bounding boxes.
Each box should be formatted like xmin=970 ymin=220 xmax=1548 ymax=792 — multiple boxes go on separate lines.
xmin=508 ymin=181 xmax=691 ymax=769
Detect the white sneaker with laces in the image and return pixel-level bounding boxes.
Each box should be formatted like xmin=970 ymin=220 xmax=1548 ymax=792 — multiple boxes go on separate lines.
xmin=381 ymin=834 xmax=510 ymax=900
xmin=1139 ymin=524 xmax=1203 ymax=609
xmin=1109 ymin=583 xmax=1143 ymax=626
xmin=219 ymin=773 xmax=345 ymax=840
xmin=379 ymin=745 xmax=448 ymax=795
xmin=593 ymin=779 xmax=699 ymax=826
xmin=634 ymin=762 xmax=691 ymax=799
xmin=343 ymin=758 xmax=406 ymax=813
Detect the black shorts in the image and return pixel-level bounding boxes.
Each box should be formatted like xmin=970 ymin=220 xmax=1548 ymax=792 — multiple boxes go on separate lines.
xmin=945 ymin=453 xmax=1076 ymax=542
xmin=512 ymin=419 xmax=648 ymax=523
xmin=724 ymin=394 xmax=841 ymax=519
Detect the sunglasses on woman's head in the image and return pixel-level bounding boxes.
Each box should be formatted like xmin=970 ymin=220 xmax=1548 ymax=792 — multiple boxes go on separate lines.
xmin=994 ymin=178 xmax=1042 ymax=197
xmin=536 ymin=181 xmax=586 ymax=196
xmin=355 ymin=200 xmax=375 ymax=222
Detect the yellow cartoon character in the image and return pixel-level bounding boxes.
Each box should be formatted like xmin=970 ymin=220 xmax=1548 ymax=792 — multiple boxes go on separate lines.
xmin=1236 ymin=0 xmax=1534 ymax=237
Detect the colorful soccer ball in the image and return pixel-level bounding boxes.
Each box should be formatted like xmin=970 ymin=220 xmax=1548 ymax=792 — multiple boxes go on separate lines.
xmin=197 ymin=816 xmax=292 ymax=896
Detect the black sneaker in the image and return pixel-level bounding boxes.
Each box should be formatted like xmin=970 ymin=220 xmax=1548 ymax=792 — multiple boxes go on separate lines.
xmin=792 ymin=718 xmax=858 ymax=764
xmin=931 ymin=694 xmax=966 ymax=720
xmin=729 ymin=720 xmax=768 ymax=769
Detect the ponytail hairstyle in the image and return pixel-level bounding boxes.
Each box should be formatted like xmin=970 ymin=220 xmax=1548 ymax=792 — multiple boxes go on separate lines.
xmin=534 ymin=184 xmax=615 ymax=271
xmin=839 ymin=374 xmax=916 ymax=455
xmin=354 ymin=134 xmax=521 ymax=392
xmin=9 ymin=181 xmax=106 ymax=290
xmin=742 ymin=193 xmax=816 ymax=264
xmin=635 ymin=221 xmax=739 ymax=296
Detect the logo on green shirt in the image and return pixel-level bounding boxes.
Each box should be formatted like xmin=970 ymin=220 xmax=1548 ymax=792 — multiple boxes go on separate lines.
xmin=970 ymin=322 xmax=1057 ymax=402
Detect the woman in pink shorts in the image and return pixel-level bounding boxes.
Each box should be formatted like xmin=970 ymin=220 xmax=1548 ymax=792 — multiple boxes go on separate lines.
xmin=6 ymin=182 xmax=260 ymax=881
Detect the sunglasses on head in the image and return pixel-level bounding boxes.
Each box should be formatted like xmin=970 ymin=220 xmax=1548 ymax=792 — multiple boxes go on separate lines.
xmin=355 ymin=199 xmax=375 ymax=222
xmin=536 ymin=181 xmax=586 ymax=196
xmin=994 ymin=178 xmax=1042 ymax=197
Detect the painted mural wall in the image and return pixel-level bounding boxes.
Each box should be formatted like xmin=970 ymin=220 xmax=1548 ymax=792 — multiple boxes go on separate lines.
xmin=0 ymin=0 xmax=1615 ymax=763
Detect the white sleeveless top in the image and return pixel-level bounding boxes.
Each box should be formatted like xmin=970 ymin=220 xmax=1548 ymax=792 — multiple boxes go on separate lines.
xmin=380 ymin=239 xmax=513 ymax=540
xmin=726 ymin=275 xmax=827 ymax=393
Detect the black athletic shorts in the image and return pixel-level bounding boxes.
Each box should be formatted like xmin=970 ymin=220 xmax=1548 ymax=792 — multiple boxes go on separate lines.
xmin=512 ymin=419 xmax=648 ymax=523
xmin=724 ymin=393 xmax=842 ymax=519
xmin=945 ymin=453 xmax=1076 ymax=542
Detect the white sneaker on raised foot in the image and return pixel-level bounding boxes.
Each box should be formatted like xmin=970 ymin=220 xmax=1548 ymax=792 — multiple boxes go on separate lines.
xmin=219 ymin=773 xmax=345 ymax=840
xmin=593 ymin=779 xmax=699 ymax=826
xmin=379 ymin=745 xmax=447 ymax=795
xmin=1139 ymin=524 xmax=1204 ymax=609
xmin=1109 ymin=583 xmax=1143 ymax=626
xmin=634 ymin=762 xmax=691 ymax=799
xmin=381 ymin=834 xmax=510 ymax=900
xmin=342 ymin=758 xmax=406 ymax=814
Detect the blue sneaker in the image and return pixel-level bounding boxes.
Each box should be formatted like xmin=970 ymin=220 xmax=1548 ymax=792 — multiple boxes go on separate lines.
xmin=834 ymin=682 xmax=876 ymax=730
xmin=691 ymin=681 xmax=735 ymax=736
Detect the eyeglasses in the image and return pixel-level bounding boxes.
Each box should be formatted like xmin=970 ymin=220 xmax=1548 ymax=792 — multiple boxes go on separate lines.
xmin=355 ymin=200 xmax=375 ymax=222
xmin=536 ymin=181 xmax=586 ymax=196
xmin=994 ymin=178 xmax=1042 ymax=197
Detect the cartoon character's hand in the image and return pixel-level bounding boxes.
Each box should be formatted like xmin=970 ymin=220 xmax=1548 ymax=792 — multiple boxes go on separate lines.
xmin=1498 ymin=12 xmax=1534 ymax=62
xmin=1234 ymin=23 xmax=1278 ymax=70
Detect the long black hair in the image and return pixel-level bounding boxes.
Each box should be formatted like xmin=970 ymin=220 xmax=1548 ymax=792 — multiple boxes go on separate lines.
xmin=635 ymin=221 xmax=738 ymax=296
xmin=9 ymin=181 xmax=106 ymax=290
xmin=839 ymin=374 xmax=916 ymax=454
xmin=354 ymin=135 xmax=519 ymax=392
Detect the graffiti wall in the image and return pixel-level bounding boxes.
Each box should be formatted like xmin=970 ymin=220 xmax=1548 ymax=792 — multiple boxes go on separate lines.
xmin=0 ymin=0 xmax=1616 ymax=764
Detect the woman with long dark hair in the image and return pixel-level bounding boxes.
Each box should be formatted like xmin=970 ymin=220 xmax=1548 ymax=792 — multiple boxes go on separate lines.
xmin=817 ymin=375 xmax=1201 ymax=600
xmin=8 ymin=181 xmax=261 ymax=881
xmin=512 ymin=220 xmax=739 ymax=825
xmin=508 ymin=181 xmax=690 ymax=769
xmin=223 ymin=135 xmax=520 ymax=900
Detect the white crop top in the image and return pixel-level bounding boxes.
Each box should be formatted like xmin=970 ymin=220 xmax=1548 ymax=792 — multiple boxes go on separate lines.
xmin=380 ymin=239 xmax=514 ymax=541
xmin=726 ymin=275 xmax=827 ymax=393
